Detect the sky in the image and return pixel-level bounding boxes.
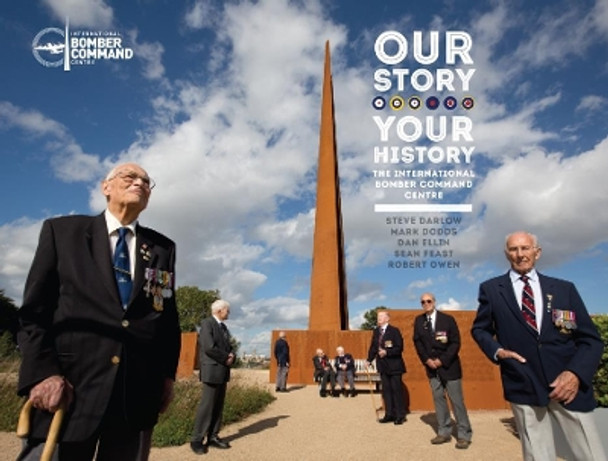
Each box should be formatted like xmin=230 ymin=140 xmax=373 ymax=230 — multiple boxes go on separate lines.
xmin=1 ymin=0 xmax=607 ymax=356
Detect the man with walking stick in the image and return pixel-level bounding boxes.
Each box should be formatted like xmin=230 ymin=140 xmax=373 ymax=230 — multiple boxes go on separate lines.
xmin=366 ymin=309 xmax=407 ymax=425
xmin=16 ymin=163 xmax=181 ymax=460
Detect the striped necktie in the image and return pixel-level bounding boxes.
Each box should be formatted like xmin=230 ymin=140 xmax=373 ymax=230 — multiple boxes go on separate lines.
xmin=520 ymin=275 xmax=537 ymax=332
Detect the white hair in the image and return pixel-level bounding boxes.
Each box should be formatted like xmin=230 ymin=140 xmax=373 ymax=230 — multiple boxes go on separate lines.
xmin=504 ymin=231 xmax=539 ymax=250
xmin=211 ymin=299 xmax=230 ymax=314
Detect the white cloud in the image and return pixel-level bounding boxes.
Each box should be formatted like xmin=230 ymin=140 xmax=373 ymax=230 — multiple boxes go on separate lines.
xmin=42 ymin=0 xmax=114 ymax=28
xmin=4 ymin=0 xmax=608 ymax=354
xmin=0 ymin=101 xmax=68 ymax=139
xmin=0 ymin=102 xmax=102 ymax=182
xmin=592 ymin=0 xmax=608 ymax=38
xmin=576 ymin=95 xmax=608 ymax=112
xmin=127 ymin=30 xmax=166 ymax=82
xmin=184 ymin=0 xmax=216 ymax=30
xmin=453 ymin=136 xmax=608 ymax=267
xmin=0 ymin=219 xmax=43 ymax=305
xmin=438 ymin=297 xmax=461 ymax=311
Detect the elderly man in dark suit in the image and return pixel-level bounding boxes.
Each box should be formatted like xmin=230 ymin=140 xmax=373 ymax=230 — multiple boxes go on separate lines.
xmin=17 ymin=163 xmax=181 ymax=460
xmin=334 ymin=346 xmax=357 ymax=397
xmin=312 ymin=348 xmax=337 ymax=397
xmin=274 ymin=331 xmax=290 ymax=392
xmin=472 ymin=231 xmax=605 ymax=460
xmin=366 ymin=309 xmax=407 ymax=425
xmin=190 ymin=299 xmax=235 ymax=454
xmin=413 ymin=293 xmax=472 ymax=449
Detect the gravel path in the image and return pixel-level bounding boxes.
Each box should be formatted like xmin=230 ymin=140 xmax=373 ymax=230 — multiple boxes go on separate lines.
xmin=2 ymin=370 xmax=526 ymax=460
xmin=149 ymin=370 xmax=524 ymax=461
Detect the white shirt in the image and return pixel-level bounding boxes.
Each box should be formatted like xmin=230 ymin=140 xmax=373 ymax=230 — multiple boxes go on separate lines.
xmin=105 ymin=209 xmax=137 ymax=278
xmin=509 ymin=269 xmax=543 ymax=331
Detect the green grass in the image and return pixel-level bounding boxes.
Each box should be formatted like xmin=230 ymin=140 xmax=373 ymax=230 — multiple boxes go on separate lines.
xmin=152 ymin=377 xmax=275 ymax=447
xmin=0 ymin=358 xmax=22 ymax=432
xmin=0 ymin=360 xmax=275 ymax=447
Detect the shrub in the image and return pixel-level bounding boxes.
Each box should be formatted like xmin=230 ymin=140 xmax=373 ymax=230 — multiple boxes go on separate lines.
xmin=151 ymin=377 xmax=275 ymax=447
xmin=0 ymin=365 xmax=275 ymax=444
xmin=592 ymin=315 xmax=608 ymax=408
xmin=0 ymin=331 xmax=18 ymax=361
xmin=0 ymin=358 xmax=22 ymax=432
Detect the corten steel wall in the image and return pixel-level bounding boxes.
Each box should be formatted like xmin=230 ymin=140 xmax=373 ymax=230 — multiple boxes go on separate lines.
xmin=177 ymin=331 xmax=198 ymax=379
xmin=269 ymin=311 xmax=508 ymax=410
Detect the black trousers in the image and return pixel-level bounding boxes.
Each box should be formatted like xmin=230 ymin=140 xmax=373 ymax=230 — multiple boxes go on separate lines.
xmin=381 ymin=373 xmax=405 ymax=419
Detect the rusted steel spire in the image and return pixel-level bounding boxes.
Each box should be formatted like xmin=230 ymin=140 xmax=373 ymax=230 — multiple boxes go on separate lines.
xmin=308 ymin=41 xmax=349 ymax=331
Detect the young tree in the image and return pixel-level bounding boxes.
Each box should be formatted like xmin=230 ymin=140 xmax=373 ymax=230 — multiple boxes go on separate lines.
xmin=175 ymin=287 xmax=241 ymax=363
xmin=176 ymin=287 xmax=220 ymax=332
xmin=360 ymin=306 xmax=388 ymax=330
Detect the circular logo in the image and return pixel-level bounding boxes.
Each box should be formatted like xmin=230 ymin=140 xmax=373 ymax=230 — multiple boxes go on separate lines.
xmin=443 ymin=96 xmax=457 ymax=110
xmin=32 ymin=27 xmax=65 ymax=68
xmin=426 ymin=96 xmax=439 ymax=110
xmin=389 ymin=96 xmax=405 ymax=111
xmin=372 ymin=96 xmax=386 ymax=110
xmin=462 ymin=97 xmax=475 ymax=110
xmin=408 ymin=96 xmax=421 ymax=110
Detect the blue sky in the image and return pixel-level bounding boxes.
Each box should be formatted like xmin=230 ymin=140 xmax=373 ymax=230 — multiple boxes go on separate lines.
xmin=1 ymin=0 xmax=607 ymax=355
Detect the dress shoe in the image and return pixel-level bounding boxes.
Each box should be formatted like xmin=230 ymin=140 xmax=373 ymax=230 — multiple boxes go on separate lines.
xmin=455 ymin=439 xmax=471 ymax=449
xmin=349 ymin=390 xmax=357 ymax=397
xmin=430 ymin=434 xmax=451 ymax=445
xmin=208 ymin=436 xmax=231 ymax=449
xmin=331 ymin=390 xmax=339 ymax=397
xmin=393 ymin=417 xmax=406 ymax=425
xmin=190 ymin=441 xmax=207 ymax=454
xmin=320 ymin=391 xmax=327 ymax=397
xmin=378 ymin=416 xmax=395 ymax=423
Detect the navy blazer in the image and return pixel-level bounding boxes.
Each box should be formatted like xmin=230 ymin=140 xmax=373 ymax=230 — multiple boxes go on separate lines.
xmin=367 ymin=324 xmax=406 ymax=375
xmin=18 ymin=214 xmax=181 ymax=441
xmin=334 ymin=353 xmax=355 ymax=372
xmin=274 ymin=338 xmax=290 ymax=366
xmin=471 ymin=272 xmax=603 ymax=411
xmin=413 ymin=311 xmax=463 ymax=381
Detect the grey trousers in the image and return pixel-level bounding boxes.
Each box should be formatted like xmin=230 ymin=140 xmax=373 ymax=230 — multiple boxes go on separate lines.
xmin=337 ymin=370 xmax=355 ymax=390
xmin=276 ymin=366 xmax=289 ymax=390
xmin=429 ymin=376 xmax=472 ymax=441
xmin=511 ymin=400 xmax=607 ymax=461
xmin=191 ymin=381 xmax=227 ymax=443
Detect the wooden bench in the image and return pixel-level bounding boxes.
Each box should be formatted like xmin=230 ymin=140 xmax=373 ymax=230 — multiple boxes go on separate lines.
xmin=314 ymin=359 xmax=381 ymax=392
xmin=353 ymin=359 xmax=381 ymax=391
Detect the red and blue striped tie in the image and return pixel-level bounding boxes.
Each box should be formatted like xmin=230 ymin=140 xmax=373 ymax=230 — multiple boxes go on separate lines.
xmin=520 ymin=275 xmax=537 ymax=332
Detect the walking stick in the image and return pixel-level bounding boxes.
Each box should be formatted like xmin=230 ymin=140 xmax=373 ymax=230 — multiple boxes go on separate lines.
xmin=364 ymin=365 xmax=381 ymax=421
xmin=17 ymin=399 xmax=65 ymax=461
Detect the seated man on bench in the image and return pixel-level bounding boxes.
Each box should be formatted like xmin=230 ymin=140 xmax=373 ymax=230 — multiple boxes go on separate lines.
xmin=334 ymin=346 xmax=357 ymax=397
xmin=312 ymin=349 xmax=338 ymax=397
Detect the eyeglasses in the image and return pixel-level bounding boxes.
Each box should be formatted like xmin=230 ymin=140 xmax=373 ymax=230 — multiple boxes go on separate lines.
xmin=421 ymin=299 xmax=433 ymax=304
xmin=108 ymin=171 xmax=155 ymax=190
